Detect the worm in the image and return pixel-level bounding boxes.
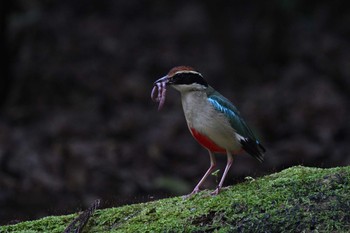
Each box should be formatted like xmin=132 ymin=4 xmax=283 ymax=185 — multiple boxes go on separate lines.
xmin=151 ymin=81 xmax=167 ymax=110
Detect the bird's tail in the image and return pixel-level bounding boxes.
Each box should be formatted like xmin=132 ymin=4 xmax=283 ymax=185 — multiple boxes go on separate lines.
xmin=241 ymin=139 xmax=266 ymax=163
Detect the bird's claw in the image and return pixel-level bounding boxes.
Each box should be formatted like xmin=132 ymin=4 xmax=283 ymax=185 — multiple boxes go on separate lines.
xmin=210 ymin=186 xmax=221 ymax=196
xmin=182 ymin=187 xmax=201 ymax=200
xmin=183 ymin=186 xmax=222 ymax=199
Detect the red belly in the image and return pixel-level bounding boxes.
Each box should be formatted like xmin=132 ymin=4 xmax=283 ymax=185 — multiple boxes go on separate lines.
xmin=189 ymin=128 xmax=227 ymax=153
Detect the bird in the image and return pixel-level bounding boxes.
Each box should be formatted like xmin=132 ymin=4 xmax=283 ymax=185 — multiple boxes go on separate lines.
xmin=153 ymin=66 xmax=266 ymax=196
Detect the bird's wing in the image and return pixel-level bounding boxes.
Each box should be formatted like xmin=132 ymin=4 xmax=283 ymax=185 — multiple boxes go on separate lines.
xmin=207 ymin=91 xmax=265 ymax=162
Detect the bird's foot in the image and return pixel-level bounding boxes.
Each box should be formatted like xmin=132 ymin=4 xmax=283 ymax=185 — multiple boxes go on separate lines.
xmin=210 ymin=186 xmax=221 ymax=196
xmin=182 ymin=187 xmax=201 ymax=200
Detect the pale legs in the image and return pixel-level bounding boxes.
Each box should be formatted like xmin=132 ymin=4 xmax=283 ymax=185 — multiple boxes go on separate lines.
xmin=186 ymin=150 xmax=234 ymax=197
xmin=187 ymin=150 xmax=216 ymax=197
xmin=211 ymin=151 xmax=233 ymax=195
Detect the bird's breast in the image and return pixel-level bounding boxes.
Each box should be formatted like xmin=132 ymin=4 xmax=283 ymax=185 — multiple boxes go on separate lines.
xmin=180 ymin=92 xmax=241 ymax=153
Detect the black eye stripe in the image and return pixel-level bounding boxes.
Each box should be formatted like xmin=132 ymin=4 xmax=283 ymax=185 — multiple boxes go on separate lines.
xmin=172 ymin=73 xmax=208 ymax=87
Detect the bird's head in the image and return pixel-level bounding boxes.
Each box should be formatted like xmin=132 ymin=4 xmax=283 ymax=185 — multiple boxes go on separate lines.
xmin=154 ymin=66 xmax=208 ymax=92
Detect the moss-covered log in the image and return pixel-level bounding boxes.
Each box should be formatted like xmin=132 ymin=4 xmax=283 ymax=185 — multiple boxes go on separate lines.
xmin=1 ymin=165 xmax=349 ymax=232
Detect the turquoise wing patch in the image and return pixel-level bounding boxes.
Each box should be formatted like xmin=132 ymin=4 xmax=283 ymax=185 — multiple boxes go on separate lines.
xmin=207 ymin=92 xmax=265 ymax=161
xmin=207 ymin=94 xmax=252 ymax=138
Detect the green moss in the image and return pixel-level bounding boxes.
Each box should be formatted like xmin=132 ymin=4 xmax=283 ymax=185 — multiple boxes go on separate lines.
xmin=1 ymin=166 xmax=349 ymax=232
xmin=0 ymin=214 xmax=76 ymax=233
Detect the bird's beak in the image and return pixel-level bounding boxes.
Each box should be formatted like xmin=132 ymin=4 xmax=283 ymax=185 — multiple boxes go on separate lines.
xmin=153 ymin=75 xmax=171 ymax=86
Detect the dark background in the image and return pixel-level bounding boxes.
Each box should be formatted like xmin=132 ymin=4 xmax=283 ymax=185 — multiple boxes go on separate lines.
xmin=1 ymin=0 xmax=349 ymax=224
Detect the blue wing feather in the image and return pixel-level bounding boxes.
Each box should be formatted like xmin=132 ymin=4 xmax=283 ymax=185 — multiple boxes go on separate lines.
xmin=207 ymin=91 xmax=265 ymax=161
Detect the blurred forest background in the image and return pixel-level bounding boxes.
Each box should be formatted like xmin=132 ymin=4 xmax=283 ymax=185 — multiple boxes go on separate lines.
xmin=1 ymin=0 xmax=349 ymax=224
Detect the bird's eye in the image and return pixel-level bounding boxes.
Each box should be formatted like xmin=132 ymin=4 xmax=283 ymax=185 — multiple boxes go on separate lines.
xmin=168 ymin=76 xmax=177 ymax=84
xmin=172 ymin=73 xmax=208 ymax=87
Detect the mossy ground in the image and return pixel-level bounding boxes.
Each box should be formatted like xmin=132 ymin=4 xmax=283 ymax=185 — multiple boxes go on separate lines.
xmin=1 ymin=165 xmax=349 ymax=232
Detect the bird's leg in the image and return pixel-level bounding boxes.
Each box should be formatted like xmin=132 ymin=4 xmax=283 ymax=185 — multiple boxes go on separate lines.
xmin=186 ymin=151 xmax=216 ymax=198
xmin=211 ymin=151 xmax=233 ymax=195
